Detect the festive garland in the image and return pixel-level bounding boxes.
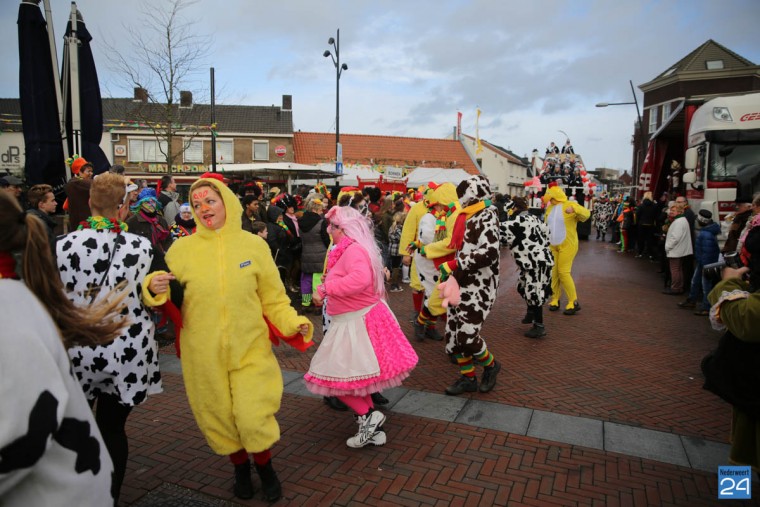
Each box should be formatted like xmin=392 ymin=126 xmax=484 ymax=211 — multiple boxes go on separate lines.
xmin=77 ymin=216 xmax=128 ymax=233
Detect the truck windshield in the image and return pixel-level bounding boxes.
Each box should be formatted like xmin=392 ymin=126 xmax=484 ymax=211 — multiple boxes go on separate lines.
xmin=708 ymin=142 xmax=760 ymax=181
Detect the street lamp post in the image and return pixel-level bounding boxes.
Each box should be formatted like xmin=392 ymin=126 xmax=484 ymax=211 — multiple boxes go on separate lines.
xmin=324 ymin=29 xmax=348 ymax=175
xmin=596 ymin=80 xmax=646 ymax=195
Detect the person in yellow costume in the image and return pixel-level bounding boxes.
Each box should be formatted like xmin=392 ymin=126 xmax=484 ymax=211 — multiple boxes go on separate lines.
xmin=414 ymin=182 xmax=461 ymax=339
xmin=542 ymin=181 xmax=591 ymax=315
xmin=400 ymin=185 xmax=434 ymax=323
xmin=144 ymin=176 xmax=313 ymax=502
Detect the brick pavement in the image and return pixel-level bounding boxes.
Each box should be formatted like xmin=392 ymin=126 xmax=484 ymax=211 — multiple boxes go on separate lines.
xmin=121 ymin=239 xmax=750 ymax=506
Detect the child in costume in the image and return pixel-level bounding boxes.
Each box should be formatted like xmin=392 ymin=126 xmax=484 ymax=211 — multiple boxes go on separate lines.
xmin=543 ymin=181 xmax=591 ymax=315
xmin=435 ymin=175 xmax=502 ymax=395
xmin=500 ymin=197 xmax=554 ymax=338
xmin=414 ymin=182 xmax=461 ymax=340
xmin=306 ymin=205 xmax=418 ymax=448
xmin=145 ymin=177 xmax=313 ymax=502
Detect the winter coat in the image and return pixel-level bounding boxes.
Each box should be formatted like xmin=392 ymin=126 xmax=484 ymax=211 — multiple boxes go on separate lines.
xmin=694 ymin=222 xmax=721 ymax=266
xmin=26 ymin=208 xmax=58 ymax=255
xmin=158 ymin=191 xmax=180 ymax=227
xmin=724 ymin=209 xmax=752 ymax=254
xmin=665 ymin=216 xmax=694 ymax=258
xmin=707 ymin=277 xmax=760 ymax=469
xmin=143 ymin=178 xmax=312 ymax=455
xmin=636 ymin=198 xmax=658 ymax=226
xmin=298 ymin=211 xmax=329 ymax=273
xmin=64 ymin=177 xmax=91 ymax=228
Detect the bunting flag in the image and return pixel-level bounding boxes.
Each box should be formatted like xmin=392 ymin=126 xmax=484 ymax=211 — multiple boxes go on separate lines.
xmin=475 ymin=108 xmax=483 ymax=154
xmin=457 ymin=111 xmax=462 ymax=138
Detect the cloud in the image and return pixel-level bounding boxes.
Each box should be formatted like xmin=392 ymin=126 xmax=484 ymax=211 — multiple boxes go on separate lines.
xmin=2 ymin=0 xmax=759 ymax=173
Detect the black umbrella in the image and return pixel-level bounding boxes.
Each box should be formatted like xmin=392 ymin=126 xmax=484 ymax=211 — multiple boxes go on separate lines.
xmin=62 ymin=7 xmax=109 ymax=175
xmin=17 ymin=0 xmax=66 ymax=189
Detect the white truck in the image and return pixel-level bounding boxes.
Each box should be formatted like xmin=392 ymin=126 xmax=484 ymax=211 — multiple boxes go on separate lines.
xmin=683 ymin=92 xmax=760 ymax=222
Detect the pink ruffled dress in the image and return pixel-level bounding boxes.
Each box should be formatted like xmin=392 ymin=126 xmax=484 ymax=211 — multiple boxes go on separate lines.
xmin=304 ymin=238 xmax=418 ymax=397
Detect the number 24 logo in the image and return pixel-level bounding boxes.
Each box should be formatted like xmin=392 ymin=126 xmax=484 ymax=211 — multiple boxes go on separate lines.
xmin=720 ymin=477 xmax=750 ymax=497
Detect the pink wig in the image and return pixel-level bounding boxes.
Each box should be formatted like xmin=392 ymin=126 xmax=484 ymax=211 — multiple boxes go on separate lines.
xmin=325 ymin=205 xmax=386 ymax=296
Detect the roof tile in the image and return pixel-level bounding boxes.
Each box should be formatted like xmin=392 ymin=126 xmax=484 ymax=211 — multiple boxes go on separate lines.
xmin=294 ymin=132 xmax=479 ymax=174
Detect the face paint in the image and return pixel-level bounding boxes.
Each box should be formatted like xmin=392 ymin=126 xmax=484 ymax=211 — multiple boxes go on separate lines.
xmin=192 ymin=189 xmax=209 ymax=202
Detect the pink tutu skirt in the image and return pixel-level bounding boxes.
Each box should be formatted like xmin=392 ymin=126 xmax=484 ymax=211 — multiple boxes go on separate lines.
xmin=304 ymin=301 xmax=418 ymax=397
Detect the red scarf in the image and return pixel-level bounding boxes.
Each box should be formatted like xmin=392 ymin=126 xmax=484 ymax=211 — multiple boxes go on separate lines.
xmin=139 ymin=210 xmax=171 ymax=248
xmin=0 ymin=251 xmax=18 ymax=279
xmin=448 ymin=200 xmax=490 ymax=250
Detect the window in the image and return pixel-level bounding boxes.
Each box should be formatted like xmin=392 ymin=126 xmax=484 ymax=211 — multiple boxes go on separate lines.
xmin=648 ymin=106 xmax=658 ymax=134
xmin=661 ymin=102 xmax=671 ymax=123
xmin=128 ymin=138 xmax=168 ymax=162
xmin=183 ymin=140 xmax=203 ymax=163
xmin=706 ymin=60 xmax=724 ymax=70
xmin=216 ymin=140 xmax=234 ymax=163
xmin=253 ymin=140 xmax=269 ymax=161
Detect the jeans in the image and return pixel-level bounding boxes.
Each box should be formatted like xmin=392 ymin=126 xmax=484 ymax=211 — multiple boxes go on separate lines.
xmin=688 ymin=263 xmax=715 ymax=310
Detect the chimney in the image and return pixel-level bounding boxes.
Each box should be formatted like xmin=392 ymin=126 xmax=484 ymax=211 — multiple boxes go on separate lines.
xmin=180 ymin=90 xmax=193 ymax=108
xmin=452 ymin=126 xmax=457 ymax=140
xmin=133 ymin=87 xmax=148 ymax=103
xmin=282 ymin=94 xmax=292 ymax=111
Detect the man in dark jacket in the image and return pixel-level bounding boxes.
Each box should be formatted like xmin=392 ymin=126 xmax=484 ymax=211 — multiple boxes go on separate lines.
xmin=26 ymin=184 xmax=58 ymax=255
xmin=240 ymin=195 xmax=260 ymax=234
xmin=723 ymin=197 xmax=753 ymax=255
xmin=635 ymin=192 xmax=659 ymax=260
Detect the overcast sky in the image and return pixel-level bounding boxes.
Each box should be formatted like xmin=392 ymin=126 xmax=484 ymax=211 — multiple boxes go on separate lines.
xmin=3 ymin=0 xmax=760 ymax=173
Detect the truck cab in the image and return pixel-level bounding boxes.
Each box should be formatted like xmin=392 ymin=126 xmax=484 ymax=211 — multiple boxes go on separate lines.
xmin=683 ymin=93 xmax=760 ymax=225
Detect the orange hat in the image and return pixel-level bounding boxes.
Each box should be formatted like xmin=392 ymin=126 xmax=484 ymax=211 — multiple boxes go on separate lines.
xmin=70 ymin=157 xmax=90 ymax=175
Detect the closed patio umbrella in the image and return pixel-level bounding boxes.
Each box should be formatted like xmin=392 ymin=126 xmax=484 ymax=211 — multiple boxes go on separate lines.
xmin=17 ymin=0 xmax=66 ymax=189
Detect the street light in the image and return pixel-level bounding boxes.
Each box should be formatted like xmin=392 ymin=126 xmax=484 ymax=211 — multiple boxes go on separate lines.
xmin=324 ymin=29 xmax=348 ymax=175
xmin=596 ymin=80 xmax=646 ymax=194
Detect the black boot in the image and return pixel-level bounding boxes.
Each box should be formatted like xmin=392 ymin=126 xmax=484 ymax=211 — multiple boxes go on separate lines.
xmin=255 ymin=460 xmax=282 ymax=503
xmin=323 ymin=396 xmax=348 ymax=411
xmin=233 ymin=460 xmax=254 ymax=500
xmin=445 ymin=375 xmax=478 ymax=395
xmin=521 ymin=307 xmax=533 ymax=324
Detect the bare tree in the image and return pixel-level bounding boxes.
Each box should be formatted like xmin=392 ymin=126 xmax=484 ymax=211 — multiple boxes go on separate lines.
xmin=106 ymin=0 xmax=212 ymax=172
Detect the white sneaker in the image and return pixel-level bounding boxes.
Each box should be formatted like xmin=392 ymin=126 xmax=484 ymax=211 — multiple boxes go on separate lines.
xmin=347 ymin=429 xmax=386 ymax=448
xmin=346 ymin=410 xmax=386 ymax=448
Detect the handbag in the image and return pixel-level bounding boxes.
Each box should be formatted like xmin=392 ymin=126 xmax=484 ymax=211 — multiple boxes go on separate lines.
xmin=701 ymin=330 xmax=760 ymax=419
xmin=84 ymin=235 xmax=121 ymax=304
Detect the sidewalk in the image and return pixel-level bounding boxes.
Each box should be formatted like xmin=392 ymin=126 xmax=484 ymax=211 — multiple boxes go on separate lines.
xmin=121 ymin=239 xmax=752 ymax=506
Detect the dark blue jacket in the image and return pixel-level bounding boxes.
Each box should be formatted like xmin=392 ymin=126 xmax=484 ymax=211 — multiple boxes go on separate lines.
xmin=695 ymin=222 xmax=721 ymax=266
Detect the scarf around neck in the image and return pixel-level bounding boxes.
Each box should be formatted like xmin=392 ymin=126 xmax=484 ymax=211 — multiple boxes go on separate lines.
xmin=448 ymin=199 xmax=491 ymax=250
xmin=326 ymin=236 xmax=355 ymax=272
xmin=138 ymin=210 xmax=170 ymax=245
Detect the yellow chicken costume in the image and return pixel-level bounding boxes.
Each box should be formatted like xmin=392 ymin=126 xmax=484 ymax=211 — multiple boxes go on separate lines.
xmin=144 ymin=178 xmax=313 ymax=458
xmin=418 ymin=182 xmax=461 ymax=322
xmin=542 ymin=182 xmax=591 ymax=313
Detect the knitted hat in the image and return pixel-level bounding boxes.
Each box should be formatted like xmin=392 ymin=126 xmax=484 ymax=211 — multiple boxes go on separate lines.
xmin=137 ymin=187 xmax=157 ymax=201
xmin=697 ymin=209 xmax=713 ymax=225
xmin=179 ymin=203 xmax=192 ymax=213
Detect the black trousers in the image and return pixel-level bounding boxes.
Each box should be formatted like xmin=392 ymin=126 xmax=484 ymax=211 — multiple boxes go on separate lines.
xmin=90 ymin=393 xmax=133 ymax=503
